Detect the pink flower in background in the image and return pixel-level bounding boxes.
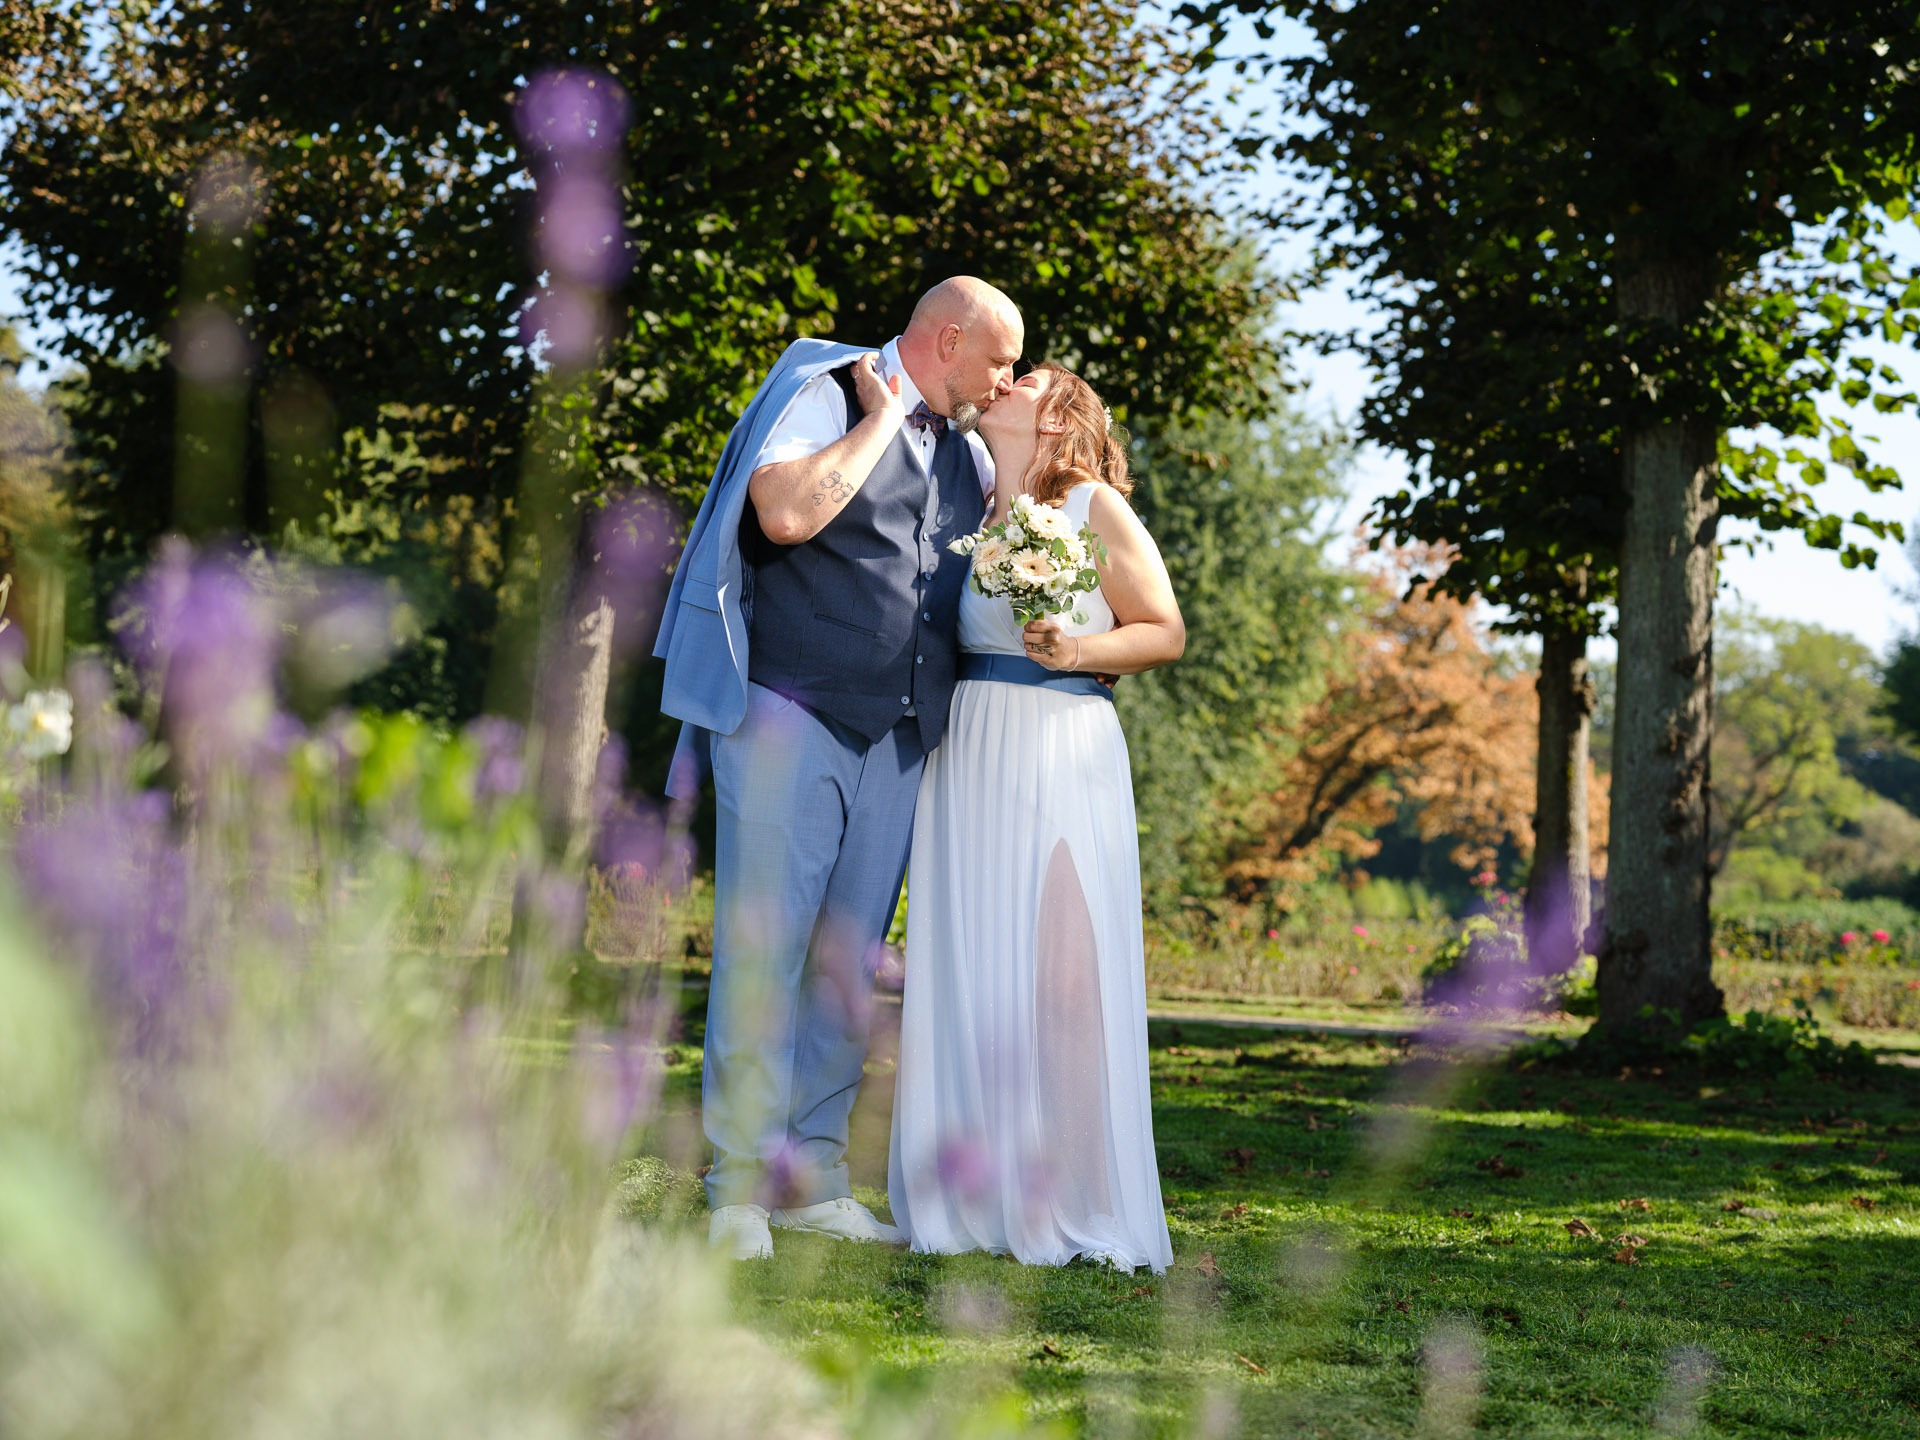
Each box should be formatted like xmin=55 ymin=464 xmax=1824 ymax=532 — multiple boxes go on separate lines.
xmin=1266 ymin=928 xmax=1279 ymax=940
xmin=1840 ymin=931 xmax=1856 ymax=946
xmin=1871 ymin=929 xmax=1891 ymax=944
xmin=1472 ymin=870 xmax=1497 ymax=887
xmin=1352 ymin=924 xmax=1369 ymax=939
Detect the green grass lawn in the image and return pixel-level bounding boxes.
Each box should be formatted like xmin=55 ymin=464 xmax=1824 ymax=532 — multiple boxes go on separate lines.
xmin=628 ymin=1008 xmax=1920 ymax=1438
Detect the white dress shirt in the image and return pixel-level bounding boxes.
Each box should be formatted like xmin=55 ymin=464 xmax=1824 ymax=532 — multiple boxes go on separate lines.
xmin=752 ymin=337 xmax=995 ymax=498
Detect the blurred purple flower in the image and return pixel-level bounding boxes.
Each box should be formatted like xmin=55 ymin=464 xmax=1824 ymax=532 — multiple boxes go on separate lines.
xmin=537 ymin=174 xmax=629 ymax=289
xmin=66 ymin=658 xmax=143 ymax=781
xmin=119 ymin=543 xmax=284 ymax=778
xmin=760 ymin=1139 xmax=808 ymax=1209
xmin=936 ymin=1135 xmax=995 ymax=1202
xmin=516 ymin=70 xmax=631 ymax=159
xmin=521 ymin=283 xmax=608 ymax=370
xmin=464 ymin=715 xmax=526 ymax=804
xmin=591 ymin=731 xmax=631 ymax=822
xmin=594 ymin=801 xmax=667 ymax=877
xmin=516 ymin=70 xmax=631 ymax=368
xmin=576 ymin=1006 xmax=665 ymax=1155
xmin=15 ymin=792 xmax=202 ymax=1061
xmin=528 ymin=869 xmax=587 ymax=941
xmin=591 ymin=492 xmax=677 ymax=657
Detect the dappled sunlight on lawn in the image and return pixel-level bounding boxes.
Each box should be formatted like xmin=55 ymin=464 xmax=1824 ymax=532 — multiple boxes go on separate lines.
xmin=633 ymin=1008 xmax=1920 ymax=1436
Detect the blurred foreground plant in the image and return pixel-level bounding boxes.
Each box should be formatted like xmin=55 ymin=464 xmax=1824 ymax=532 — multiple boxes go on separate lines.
xmin=0 ymin=545 xmax=899 ymax=1440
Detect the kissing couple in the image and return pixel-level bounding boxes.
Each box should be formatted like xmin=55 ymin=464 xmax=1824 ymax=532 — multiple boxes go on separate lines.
xmin=654 ymin=276 xmax=1183 ymax=1272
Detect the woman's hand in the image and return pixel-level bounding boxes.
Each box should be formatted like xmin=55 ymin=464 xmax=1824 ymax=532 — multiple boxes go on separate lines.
xmin=1022 ymin=616 xmax=1080 ymax=672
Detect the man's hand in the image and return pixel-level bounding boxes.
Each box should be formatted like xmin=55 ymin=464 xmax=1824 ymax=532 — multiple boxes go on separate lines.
xmin=853 ymin=352 xmax=904 ymax=422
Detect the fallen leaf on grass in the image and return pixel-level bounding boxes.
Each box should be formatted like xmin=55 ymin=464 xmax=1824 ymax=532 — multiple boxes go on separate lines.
xmin=1041 ymin=1341 xmax=1063 ymax=1359
xmin=1225 ymin=1147 xmax=1257 ymax=1173
xmin=1448 ymin=1208 xmax=1475 ymax=1219
xmin=1128 ymin=1286 xmax=1154 ymax=1300
xmin=1615 ymin=1233 xmax=1649 ymax=1247
xmin=1619 ymin=1197 xmax=1652 ymax=1212
xmin=1850 ymin=1195 xmax=1876 ymax=1211
xmin=1873 ymin=1147 xmax=1889 ymax=1164
xmin=1768 ymin=1160 xmax=1786 ymax=1171
xmin=1564 ymin=1218 xmax=1598 ymax=1238
xmin=1234 ymin=1353 xmax=1268 ymax=1375
xmin=1195 ymin=1251 xmax=1221 ymax=1278
xmin=1612 ymin=1247 xmax=1640 ymax=1265
xmin=1218 ymin=1202 xmax=1249 ymax=1220
xmin=1474 ymin=1154 xmax=1526 ymax=1179
xmin=1721 ymin=1200 xmax=1746 ymax=1212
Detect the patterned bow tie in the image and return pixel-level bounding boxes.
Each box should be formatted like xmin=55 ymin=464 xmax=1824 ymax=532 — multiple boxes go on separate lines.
xmin=905 ymin=400 xmax=948 ymax=438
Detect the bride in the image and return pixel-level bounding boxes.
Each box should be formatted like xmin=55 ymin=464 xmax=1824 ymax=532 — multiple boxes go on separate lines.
xmin=888 ymin=363 xmax=1182 ymax=1272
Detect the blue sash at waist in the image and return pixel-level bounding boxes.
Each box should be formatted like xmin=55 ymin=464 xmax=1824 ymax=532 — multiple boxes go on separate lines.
xmin=957 ymin=651 xmax=1114 ymax=702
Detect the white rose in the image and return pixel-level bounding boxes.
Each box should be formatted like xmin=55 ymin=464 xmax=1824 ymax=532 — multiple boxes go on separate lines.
xmin=8 ymin=688 xmax=74 ymax=762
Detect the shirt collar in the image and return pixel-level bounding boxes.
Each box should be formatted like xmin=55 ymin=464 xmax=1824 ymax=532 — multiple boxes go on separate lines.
xmin=879 ymin=338 xmax=931 ymax=421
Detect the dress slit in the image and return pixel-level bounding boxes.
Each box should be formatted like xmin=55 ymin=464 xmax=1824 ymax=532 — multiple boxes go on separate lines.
xmin=1034 ymin=838 xmax=1115 ymax=1219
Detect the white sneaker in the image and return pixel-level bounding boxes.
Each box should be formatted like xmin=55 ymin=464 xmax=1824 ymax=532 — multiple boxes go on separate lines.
xmin=708 ymin=1204 xmax=773 ymax=1260
xmin=768 ymin=1196 xmax=905 ymax=1245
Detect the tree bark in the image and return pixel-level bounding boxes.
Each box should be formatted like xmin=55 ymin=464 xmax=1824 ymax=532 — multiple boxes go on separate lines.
xmin=1596 ymin=260 xmax=1725 ymax=1038
xmin=510 ymin=513 xmax=618 ymax=964
xmin=1525 ymin=623 xmax=1593 ymax=976
xmin=533 ymin=547 xmax=617 ymax=865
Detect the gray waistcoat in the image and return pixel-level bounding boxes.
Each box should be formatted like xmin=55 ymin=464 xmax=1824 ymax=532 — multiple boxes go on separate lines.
xmin=741 ymin=366 xmax=985 ymax=753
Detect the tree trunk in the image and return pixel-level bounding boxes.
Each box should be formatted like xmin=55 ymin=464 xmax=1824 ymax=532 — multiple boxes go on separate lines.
xmin=1595 ymin=261 xmax=1725 ymax=1039
xmin=1525 ymin=623 xmax=1593 ymax=976
xmin=533 ymin=548 xmax=618 ymax=865
xmin=510 ymin=512 xmax=618 ymax=964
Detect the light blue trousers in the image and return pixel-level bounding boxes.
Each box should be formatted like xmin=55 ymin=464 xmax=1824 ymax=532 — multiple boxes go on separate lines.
xmin=703 ymin=684 xmax=923 ymax=1209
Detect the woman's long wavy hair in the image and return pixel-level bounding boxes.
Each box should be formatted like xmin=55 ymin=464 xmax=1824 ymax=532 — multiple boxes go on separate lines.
xmin=1022 ymin=365 xmax=1132 ymax=507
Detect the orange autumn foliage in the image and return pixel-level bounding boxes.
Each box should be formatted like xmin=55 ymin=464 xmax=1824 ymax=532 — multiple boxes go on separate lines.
xmin=1229 ymin=545 xmax=1605 ymax=893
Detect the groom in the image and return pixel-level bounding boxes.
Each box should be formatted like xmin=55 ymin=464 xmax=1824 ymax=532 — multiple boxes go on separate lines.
xmin=653 ymin=277 xmax=1023 ymax=1259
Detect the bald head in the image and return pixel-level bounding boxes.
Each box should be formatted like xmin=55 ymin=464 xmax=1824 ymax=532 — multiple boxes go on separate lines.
xmin=907 ymin=276 xmax=1021 ymax=340
xmin=897 ymin=276 xmax=1024 ymax=432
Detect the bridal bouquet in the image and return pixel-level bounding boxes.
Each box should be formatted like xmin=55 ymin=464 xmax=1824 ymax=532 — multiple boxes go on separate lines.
xmin=948 ymin=493 xmax=1107 ymax=626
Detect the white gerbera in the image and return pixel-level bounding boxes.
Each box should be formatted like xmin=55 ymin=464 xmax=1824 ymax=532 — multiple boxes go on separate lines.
xmin=1023 ymin=505 xmax=1074 ymax=542
xmin=1011 ymin=551 xmax=1057 ymax=586
xmin=972 ymin=535 xmax=1011 ymax=575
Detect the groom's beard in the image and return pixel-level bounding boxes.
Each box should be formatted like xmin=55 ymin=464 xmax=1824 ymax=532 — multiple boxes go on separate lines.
xmin=944 ymin=380 xmax=984 ymax=435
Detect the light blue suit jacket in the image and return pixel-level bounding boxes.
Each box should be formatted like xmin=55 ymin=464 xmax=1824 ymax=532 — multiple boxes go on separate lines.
xmin=652 ymin=337 xmax=874 ymax=797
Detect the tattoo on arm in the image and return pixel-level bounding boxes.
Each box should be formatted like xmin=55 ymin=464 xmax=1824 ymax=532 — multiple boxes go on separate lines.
xmin=810 ymin=469 xmax=854 ymax=508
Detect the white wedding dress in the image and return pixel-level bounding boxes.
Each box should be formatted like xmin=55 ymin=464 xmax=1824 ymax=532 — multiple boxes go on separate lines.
xmin=888 ymin=481 xmax=1172 ymax=1272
